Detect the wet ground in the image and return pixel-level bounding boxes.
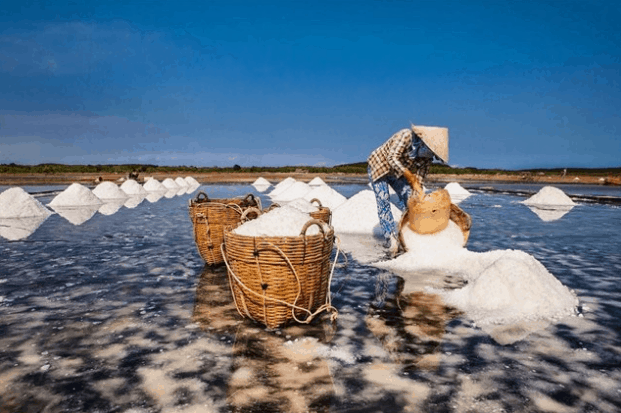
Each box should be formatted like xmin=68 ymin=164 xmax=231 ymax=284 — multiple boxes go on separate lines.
xmin=1 ymin=183 xmax=620 ymax=412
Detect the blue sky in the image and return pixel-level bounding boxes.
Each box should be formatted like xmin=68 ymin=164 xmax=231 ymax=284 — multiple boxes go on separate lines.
xmin=0 ymin=0 xmax=619 ymax=169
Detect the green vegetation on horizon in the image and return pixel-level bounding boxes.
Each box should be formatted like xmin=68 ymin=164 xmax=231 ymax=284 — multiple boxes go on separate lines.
xmin=0 ymin=162 xmax=619 ymax=176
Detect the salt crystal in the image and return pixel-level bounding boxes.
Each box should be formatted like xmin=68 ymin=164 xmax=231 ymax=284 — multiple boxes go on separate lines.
xmin=120 ymin=180 xmax=147 ymax=196
xmin=49 ymin=183 xmax=102 ymax=207
xmin=233 ymin=205 xmax=320 ymax=237
xmin=92 ymin=182 xmax=127 ymax=200
xmin=303 ymin=185 xmax=347 ymax=210
xmin=162 ymin=178 xmax=179 ymax=189
xmin=0 ymin=187 xmax=52 ymax=218
xmin=175 ymin=177 xmax=189 ymax=187
xmin=271 ymin=181 xmax=312 ymax=202
xmin=332 ymin=190 xmax=402 ymax=234
xmin=143 ymin=178 xmax=167 ymax=192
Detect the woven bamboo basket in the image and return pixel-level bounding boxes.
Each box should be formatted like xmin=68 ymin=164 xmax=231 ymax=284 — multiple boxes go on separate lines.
xmin=189 ymin=192 xmax=261 ymax=265
xmin=309 ymin=198 xmax=331 ymax=225
xmin=222 ymin=218 xmax=338 ymax=329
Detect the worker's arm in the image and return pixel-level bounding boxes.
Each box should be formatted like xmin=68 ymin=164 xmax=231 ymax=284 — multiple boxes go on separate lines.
xmin=386 ymin=129 xmax=412 ymax=178
xmin=403 ymin=169 xmax=424 ymax=200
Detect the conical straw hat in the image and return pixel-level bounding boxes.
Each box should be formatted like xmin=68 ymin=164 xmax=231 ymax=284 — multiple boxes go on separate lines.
xmin=411 ymin=125 xmax=449 ymax=164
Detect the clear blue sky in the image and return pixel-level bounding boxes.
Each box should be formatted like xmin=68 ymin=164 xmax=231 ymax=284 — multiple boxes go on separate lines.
xmin=0 ymin=0 xmax=619 ymax=169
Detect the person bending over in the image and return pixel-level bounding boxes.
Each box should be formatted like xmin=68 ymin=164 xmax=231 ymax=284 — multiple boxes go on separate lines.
xmin=367 ymin=125 xmax=449 ymax=257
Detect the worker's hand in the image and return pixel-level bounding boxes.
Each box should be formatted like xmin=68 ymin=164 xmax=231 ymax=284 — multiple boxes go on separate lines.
xmin=403 ymin=170 xmax=424 ymax=200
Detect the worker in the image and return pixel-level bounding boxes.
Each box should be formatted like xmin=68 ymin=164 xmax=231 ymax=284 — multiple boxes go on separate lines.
xmin=367 ymin=125 xmax=449 ymax=257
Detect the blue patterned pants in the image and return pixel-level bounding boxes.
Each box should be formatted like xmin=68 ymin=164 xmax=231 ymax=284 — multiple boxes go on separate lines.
xmin=368 ymin=166 xmax=412 ymax=246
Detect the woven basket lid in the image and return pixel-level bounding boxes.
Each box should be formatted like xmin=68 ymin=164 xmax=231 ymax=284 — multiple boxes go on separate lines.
xmin=411 ymin=125 xmax=449 ymax=164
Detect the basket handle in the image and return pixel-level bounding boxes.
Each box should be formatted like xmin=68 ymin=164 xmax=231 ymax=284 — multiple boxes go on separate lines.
xmin=310 ymin=198 xmax=323 ymax=208
xmin=241 ymin=207 xmax=262 ymax=222
xmin=300 ymin=219 xmax=331 ymax=238
xmin=194 ymin=191 xmax=209 ymax=202
xmin=265 ymin=203 xmax=280 ymax=212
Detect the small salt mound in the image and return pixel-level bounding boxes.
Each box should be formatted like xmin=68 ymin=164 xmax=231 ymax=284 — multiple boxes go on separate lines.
xmin=252 ymin=177 xmax=271 ymax=186
xmin=303 ymin=185 xmax=347 ymax=210
xmin=332 ymin=190 xmax=402 ymax=234
xmin=175 ymin=177 xmax=189 ymax=187
xmin=185 ymin=176 xmax=200 ymax=186
xmin=285 ymin=198 xmax=319 ymax=213
xmin=444 ymin=182 xmax=471 ymax=203
xmin=522 ymin=186 xmax=575 ymax=207
xmin=120 ymin=180 xmax=147 ymax=195
xmin=268 ymin=177 xmax=296 ymax=197
xmin=93 ymin=182 xmax=127 ymax=200
xmin=0 ymin=187 xmax=52 ymax=218
xmin=162 ymin=178 xmax=180 ymax=189
xmin=143 ymin=178 xmax=167 ymax=192
xmin=49 ymin=183 xmax=102 ymax=207
xmin=233 ymin=205 xmax=320 ymax=237
xmin=308 ymin=176 xmax=327 ymax=186
xmin=272 ymin=181 xmax=312 ymax=202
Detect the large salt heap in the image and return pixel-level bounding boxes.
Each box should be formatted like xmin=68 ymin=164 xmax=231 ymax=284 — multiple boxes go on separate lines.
xmin=521 ymin=186 xmax=576 ymax=222
xmin=143 ymin=178 xmax=167 ymax=192
xmin=268 ymin=177 xmax=296 ymax=198
xmin=233 ymin=205 xmax=319 ymax=237
xmin=49 ymin=183 xmax=102 ymax=207
xmin=332 ymin=190 xmax=402 ymax=235
xmin=120 ymin=180 xmax=147 ymax=196
xmin=0 ymin=187 xmax=52 ymax=218
xmin=271 ymin=181 xmax=312 ymax=202
xmin=303 ymin=185 xmax=347 ymax=210
xmin=444 ymin=182 xmax=471 ymax=203
xmin=93 ymin=182 xmax=128 ymax=200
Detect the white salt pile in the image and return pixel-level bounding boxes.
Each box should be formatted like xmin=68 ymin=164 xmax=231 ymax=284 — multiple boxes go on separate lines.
xmin=375 ymin=221 xmax=578 ymax=327
xmin=308 ymin=176 xmax=327 ymax=186
xmin=92 ymin=182 xmax=128 ymax=200
xmin=271 ymin=181 xmax=312 ymax=202
xmin=0 ymin=216 xmax=50 ymax=240
xmin=522 ymin=186 xmax=575 ymax=207
xmin=444 ymin=182 xmax=471 ymax=203
xmin=162 ymin=178 xmax=179 ymax=189
xmin=332 ymin=190 xmax=402 ymax=235
xmin=303 ymin=185 xmax=347 ymax=210
xmin=49 ymin=183 xmax=102 ymax=207
xmin=268 ymin=177 xmax=296 ymax=198
xmin=0 ymin=187 xmax=52 ymax=218
xmin=120 ymin=180 xmax=147 ymax=196
xmin=233 ymin=205 xmax=320 ymax=237
xmin=285 ymin=198 xmax=319 ymax=213
xmin=175 ymin=177 xmax=188 ymax=187
xmin=185 ymin=176 xmax=200 ymax=186
xmin=143 ymin=178 xmax=167 ymax=192
xmin=252 ymin=177 xmax=271 ymax=186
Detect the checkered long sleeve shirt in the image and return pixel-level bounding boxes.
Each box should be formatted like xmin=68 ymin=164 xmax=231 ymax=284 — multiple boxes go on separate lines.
xmin=368 ymin=128 xmax=431 ymax=191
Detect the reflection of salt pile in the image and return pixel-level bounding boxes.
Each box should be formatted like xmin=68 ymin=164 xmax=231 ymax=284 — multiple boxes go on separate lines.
xmin=185 ymin=176 xmax=200 ymax=186
xmin=52 ymin=206 xmax=100 ymax=225
xmin=285 ymin=198 xmax=319 ymax=213
xmin=444 ymin=182 xmax=471 ymax=203
xmin=252 ymin=177 xmax=271 ymax=192
xmin=521 ymin=186 xmax=576 ymax=222
xmin=93 ymin=181 xmax=128 ymax=200
xmin=120 ymin=180 xmax=147 ymax=195
xmin=332 ymin=190 xmax=401 ymax=235
xmin=0 ymin=187 xmax=52 ymax=218
xmin=143 ymin=178 xmax=167 ymax=192
xmin=48 ymin=183 xmax=102 ymax=226
xmin=146 ymin=192 xmax=164 ymax=203
xmin=233 ymin=205 xmax=319 ymax=237
xmin=124 ymin=195 xmax=145 ymax=209
xmin=162 ymin=178 xmax=179 ymax=190
xmin=98 ymin=200 xmax=125 ymax=216
xmin=175 ymin=177 xmax=189 ymax=187
xmin=0 ymin=216 xmax=50 ymax=240
xmin=268 ymin=177 xmax=296 ymax=198
xmin=376 ymin=221 xmax=578 ymax=328
xmin=308 ymin=176 xmax=327 ymax=186
xmin=303 ymin=185 xmax=347 ymax=210
xmin=272 ymin=181 xmax=312 ymax=202
xmin=164 ymin=189 xmax=178 ymax=198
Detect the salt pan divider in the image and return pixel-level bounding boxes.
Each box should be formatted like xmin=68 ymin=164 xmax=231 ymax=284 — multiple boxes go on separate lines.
xmin=189 ymin=192 xmax=262 ymax=265
xmin=222 ymin=208 xmax=339 ymax=329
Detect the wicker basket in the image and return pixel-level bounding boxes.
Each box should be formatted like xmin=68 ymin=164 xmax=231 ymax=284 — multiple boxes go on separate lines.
xmin=223 ymin=218 xmax=338 ymax=329
xmin=189 ymin=192 xmax=261 ymax=265
xmin=309 ymin=198 xmax=331 ymax=225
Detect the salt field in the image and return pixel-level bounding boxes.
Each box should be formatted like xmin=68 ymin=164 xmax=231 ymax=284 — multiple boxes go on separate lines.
xmin=1 ymin=181 xmax=621 ymax=412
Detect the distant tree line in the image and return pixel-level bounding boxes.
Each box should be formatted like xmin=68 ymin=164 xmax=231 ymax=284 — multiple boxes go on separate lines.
xmin=0 ymin=162 xmax=619 ymax=176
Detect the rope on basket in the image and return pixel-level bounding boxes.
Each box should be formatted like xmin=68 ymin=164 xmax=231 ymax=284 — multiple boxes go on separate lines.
xmin=221 ymin=237 xmax=340 ymax=325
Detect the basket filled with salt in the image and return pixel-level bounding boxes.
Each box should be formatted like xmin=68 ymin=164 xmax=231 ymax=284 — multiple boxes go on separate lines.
xmin=222 ymin=206 xmax=338 ymax=329
xmin=189 ymin=191 xmax=262 ymax=265
xmin=308 ymin=198 xmax=332 ymax=225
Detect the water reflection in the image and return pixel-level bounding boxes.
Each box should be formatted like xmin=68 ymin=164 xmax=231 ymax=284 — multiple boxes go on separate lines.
xmin=50 ymin=205 xmax=100 ymax=225
xmin=124 ymin=195 xmax=146 ymax=209
xmin=98 ymin=199 xmax=125 ymax=216
xmin=146 ymin=191 xmax=165 ymax=203
xmin=252 ymin=183 xmax=271 ymax=193
xmin=0 ymin=215 xmax=49 ymax=240
xmin=526 ymin=204 xmax=575 ymax=221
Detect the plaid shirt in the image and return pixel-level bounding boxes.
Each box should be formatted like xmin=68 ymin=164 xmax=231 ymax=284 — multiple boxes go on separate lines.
xmin=368 ymin=128 xmax=431 ymax=190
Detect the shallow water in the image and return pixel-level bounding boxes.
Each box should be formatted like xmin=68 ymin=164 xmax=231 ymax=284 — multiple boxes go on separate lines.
xmin=1 ymin=183 xmax=620 ymax=412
